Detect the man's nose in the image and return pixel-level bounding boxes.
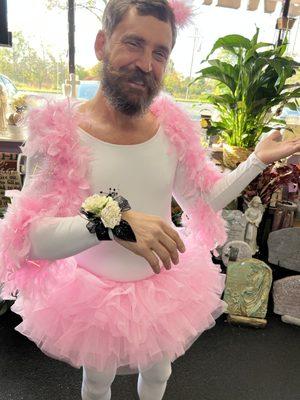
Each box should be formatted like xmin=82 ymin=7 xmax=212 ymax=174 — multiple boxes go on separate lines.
xmin=135 ymin=50 xmax=153 ymax=73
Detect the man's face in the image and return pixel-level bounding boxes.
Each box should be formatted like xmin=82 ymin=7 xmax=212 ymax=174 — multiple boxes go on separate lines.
xmin=97 ymin=7 xmax=173 ymax=116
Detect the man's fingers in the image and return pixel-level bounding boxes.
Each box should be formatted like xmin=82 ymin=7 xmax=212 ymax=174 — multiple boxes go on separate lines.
xmin=142 ymin=249 xmax=161 ymax=274
xmin=158 ymin=234 xmax=180 ymax=266
xmin=161 ymin=223 xmax=186 ymax=253
xmin=115 ymin=212 xmax=186 ymax=274
xmin=290 ymin=138 xmax=300 ymax=149
xmin=268 ymin=129 xmax=282 ymax=142
xmin=151 ymin=242 xmax=173 ymax=270
xmin=280 ymin=139 xmax=300 ymax=157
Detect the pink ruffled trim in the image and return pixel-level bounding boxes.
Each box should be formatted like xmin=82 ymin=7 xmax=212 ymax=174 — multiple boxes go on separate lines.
xmin=11 ymin=237 xmax=226 ymax=373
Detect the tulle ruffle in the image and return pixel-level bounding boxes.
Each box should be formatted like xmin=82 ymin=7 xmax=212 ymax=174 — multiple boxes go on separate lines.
xmin=11 ymin=236 xmax=226 ymax=375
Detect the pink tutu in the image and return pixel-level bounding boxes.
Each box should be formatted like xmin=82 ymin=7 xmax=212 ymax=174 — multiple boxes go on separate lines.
xmin=11 ymin=236 xmax=226 ymax=375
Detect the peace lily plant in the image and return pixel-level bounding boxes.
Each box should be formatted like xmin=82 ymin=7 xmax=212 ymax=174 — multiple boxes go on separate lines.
xmin=194 ymin=28 xmax=300 ymax=168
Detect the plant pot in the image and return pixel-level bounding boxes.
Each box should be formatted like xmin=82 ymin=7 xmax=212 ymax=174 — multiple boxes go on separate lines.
xmin=223 ymin=144 xmax=253 ymax=169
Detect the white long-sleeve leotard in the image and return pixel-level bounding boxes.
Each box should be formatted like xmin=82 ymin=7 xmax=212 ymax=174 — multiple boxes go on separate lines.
xmin=23 ymin=125 xmax=267 ymax=281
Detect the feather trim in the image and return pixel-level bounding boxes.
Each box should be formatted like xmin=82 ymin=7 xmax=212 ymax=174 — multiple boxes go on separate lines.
xmin=168 ymin=0 xmax=194 ymax=28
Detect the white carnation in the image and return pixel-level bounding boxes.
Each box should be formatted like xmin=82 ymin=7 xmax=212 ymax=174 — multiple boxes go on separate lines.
xmin=82 ymin=195 xmax=108 ymax=217
xmin=100 ymin=199 xmax=122 ymax=229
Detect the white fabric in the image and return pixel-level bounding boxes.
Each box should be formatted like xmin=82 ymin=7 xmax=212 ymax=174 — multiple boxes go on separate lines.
xmin=173 ymin=150 xmax=267 ymax=213
xmin=137 ymin=356 xmax=172 ymax=400
xmin=81 ymin=355 xmax=171 ymax=400
xmin=81 ymin=365 xmax=116 ymax=400
xmin=26 ymin=126 xmax=267 ymax=281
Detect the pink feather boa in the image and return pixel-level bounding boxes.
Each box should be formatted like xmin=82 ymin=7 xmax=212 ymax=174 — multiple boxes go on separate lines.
xmin=0 ymin=94 xmax=226 ymax=299
xmin=150 ymin=95 xmax=227 ymax=249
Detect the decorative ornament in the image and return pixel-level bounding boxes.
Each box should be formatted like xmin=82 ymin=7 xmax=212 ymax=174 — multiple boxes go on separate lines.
xmin=80 ymin=192 xmax=136 ymax=242
xmin=168 ymin=0 xmax=194 ymax=28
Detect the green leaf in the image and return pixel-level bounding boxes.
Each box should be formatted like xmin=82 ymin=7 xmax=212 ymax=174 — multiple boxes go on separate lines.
xmin=275 ymin=42 xmax=288 ymax=57
xmin=250 ymin=27 xmax=260 ymax=46
xmin=203 ymin=93 xmax=235 ymax=107
xmin=269 ymin=118 xmax=286 ymax=124
xmin=206 ymin=126 xmax=222 ymax=136
xmin=197 ymin=66 xmax=237 ymax=94
xmin=244 ymin=43 xmax=274 ymax=63
xmin=208 ymin=59 xmax=239 ymax=81
xmin=287 ymin=88 xmax=300 ymax=98
xmin=261 ymin=126 xmax=278 ymax=133
xmin=285 ymin=102 xmax=298 ymax=111
xmin=206 ymin=34 xmax=252 ymax=60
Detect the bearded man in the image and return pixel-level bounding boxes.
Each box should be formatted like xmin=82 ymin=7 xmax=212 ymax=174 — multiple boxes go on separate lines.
xmin=1 ymin=1 xmax=299 ymax=400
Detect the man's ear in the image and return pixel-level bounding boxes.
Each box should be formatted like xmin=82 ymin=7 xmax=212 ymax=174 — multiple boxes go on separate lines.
xmin=95 ymin=30 xmax=106 ymax=61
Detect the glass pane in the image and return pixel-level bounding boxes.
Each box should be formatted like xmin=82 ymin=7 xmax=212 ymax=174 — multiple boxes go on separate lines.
xmin=1 ymin=76 xmax=17 ymax=97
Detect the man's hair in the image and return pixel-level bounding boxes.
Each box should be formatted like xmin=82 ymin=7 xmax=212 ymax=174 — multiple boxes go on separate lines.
xmin=102 ymin=0 xmax=177 ymax=48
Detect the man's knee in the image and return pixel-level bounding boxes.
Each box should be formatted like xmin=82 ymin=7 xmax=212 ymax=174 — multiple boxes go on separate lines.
xmin=83 ymin=366 xmax=116 ymax=390
xmin=141 ymin=360 xmax=172 ymax=383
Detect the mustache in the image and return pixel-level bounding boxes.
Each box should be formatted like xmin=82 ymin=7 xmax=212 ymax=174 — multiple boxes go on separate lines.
xmin=125 ymin=68 xmax=156 ymax=87
xmin=110 ymin=65 xmax=160 ymax=92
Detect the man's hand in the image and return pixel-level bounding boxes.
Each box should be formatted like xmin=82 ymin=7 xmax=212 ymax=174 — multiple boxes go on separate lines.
xmin=255 ymin=130 xmax=300 ymax=165
xmin=113 ymin=210 xmax=186 ymax=274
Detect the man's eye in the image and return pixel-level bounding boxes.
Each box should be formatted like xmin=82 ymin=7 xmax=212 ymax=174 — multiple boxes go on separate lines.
xmin=154 ymin=52 xmax=167 ymax=61
xmin=127 ymin=41 xmax=139 ymax=48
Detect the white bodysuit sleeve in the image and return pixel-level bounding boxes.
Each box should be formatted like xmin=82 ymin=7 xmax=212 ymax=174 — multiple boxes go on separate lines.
xmin=21 ymin=154 xmax=100 ymax=260
xmin=173 ymin=152 xmax=268 ymax=213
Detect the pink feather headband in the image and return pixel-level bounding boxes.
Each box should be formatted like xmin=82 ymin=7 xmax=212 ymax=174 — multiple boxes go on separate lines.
xmin=168 ymin=0 xmax=194 ymax=28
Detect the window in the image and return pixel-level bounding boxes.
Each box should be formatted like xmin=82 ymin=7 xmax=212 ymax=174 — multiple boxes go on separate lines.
xmin=0 ymin=75 xmax=17 ymax=98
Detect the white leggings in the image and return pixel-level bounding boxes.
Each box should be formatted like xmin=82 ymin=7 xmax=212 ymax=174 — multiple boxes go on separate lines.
xmin=81 ymin=356 xmax=172 ymax=400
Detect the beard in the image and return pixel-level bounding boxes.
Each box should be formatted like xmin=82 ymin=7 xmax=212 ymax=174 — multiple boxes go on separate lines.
xmin=100 ymin=58 xmax=161 ymax=117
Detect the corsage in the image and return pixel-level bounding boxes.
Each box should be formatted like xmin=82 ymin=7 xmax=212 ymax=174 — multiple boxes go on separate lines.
xmin=79 ymin=192 xmax=136 ymax=242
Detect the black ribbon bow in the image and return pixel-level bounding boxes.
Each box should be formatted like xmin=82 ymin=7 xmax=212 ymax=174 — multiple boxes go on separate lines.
xmin=80 ymin=194 xmax=136 ymax=242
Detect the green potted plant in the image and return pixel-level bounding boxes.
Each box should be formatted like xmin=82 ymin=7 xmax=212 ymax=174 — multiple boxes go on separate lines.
xmin=194 ymin=28 xmax=300 ymax=169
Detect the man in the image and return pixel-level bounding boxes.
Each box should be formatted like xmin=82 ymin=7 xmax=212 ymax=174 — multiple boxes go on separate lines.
xmin=1 ymin=1 xmax=300 ymax=400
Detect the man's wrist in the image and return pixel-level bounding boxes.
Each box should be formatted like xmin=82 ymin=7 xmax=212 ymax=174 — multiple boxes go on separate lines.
xmin=122 ymin=209 xmax=133 ymax=219
xmin=253 ymin=151 xmax=269 ymax=169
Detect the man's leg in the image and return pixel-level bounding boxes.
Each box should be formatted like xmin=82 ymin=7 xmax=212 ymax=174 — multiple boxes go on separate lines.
xmin=137 ymin=356 xmax=172 ymax=400
xmin=81 ymin=365 xmax=117 ymax=400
